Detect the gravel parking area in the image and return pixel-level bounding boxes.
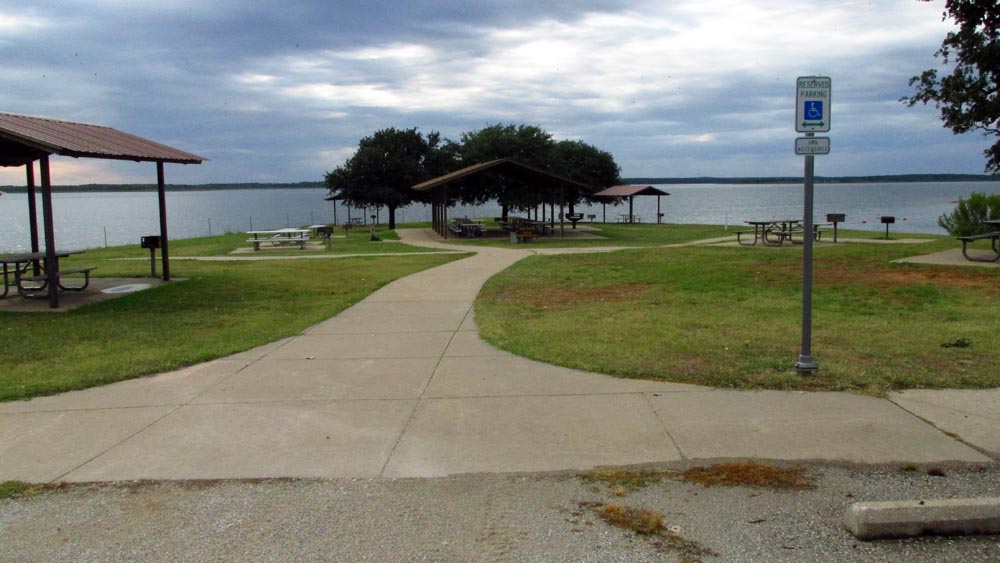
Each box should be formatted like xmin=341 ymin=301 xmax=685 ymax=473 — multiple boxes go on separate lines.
xmin=2 ymin=462 xmax=997 ymax=562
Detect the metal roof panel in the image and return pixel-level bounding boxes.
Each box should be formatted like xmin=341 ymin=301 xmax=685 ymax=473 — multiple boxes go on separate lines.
xmin=0 ymin=112 xmax=206 ymax=164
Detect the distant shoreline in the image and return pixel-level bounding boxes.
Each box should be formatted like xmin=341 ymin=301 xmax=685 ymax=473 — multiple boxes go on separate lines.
xmin=1 ymin=174 xmax=996 ymax=193
xmin=622 ymin=174 xmax=998 ymax=185
xmin=0 ymin=182 xmax=326 ymax=194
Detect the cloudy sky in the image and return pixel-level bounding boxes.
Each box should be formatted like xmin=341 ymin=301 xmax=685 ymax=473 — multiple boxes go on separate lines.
xmin=0 ymin=0 xmax=993 ymax=185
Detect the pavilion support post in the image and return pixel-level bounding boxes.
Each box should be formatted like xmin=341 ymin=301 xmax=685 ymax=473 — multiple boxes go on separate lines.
xmin=442 ymin=185 xmax=449 ymax=239
xmin=629 ymin=196 xmax=634 ymax=223
xmin=156 ymin=161 xmax=170 ymax=281
xmin=26 ymin=161 xmax=41 ymax=275
xmin=559 ymin=185 xmax=565 ymax=237
xmin=39 ymin=155 xmax=59 ymax=309
xmin=432 ymin=200 xmax=438 ymax=236
xmin=657 ymin=195 xmax=662 ymax=224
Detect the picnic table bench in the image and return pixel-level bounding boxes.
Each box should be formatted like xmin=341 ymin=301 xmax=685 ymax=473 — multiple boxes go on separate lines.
xmin=958 ymin=231 xmax=1000 ymax=262
xmin=1 ymin=251 xmax=94 ymax=298
xmin=957 ymin=219 xmax=1000 ymax=262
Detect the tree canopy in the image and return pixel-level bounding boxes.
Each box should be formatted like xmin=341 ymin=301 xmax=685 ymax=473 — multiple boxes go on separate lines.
xmin=324 ymin=127 xmax=455 ymax=228
xmin=326 ymin=123 xmax=621 ymax=220
xmin=450 ymin=123 xmax=621 ymax=211
xmin=902 ymin=0 xmax=1000 ymax=173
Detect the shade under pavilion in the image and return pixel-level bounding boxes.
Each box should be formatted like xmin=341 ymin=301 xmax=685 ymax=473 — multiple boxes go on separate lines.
xmin=0 ymin=112 xmax=205 ymax=308
xmin=593 ymin=184 xmax=670 ymax=224
xmin=412 ymin=158 xmax=590 ymax=238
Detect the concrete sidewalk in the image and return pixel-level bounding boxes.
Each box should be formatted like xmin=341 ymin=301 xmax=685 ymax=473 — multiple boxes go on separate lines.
xmin=0 ymin=229 xmax=995 ymax=483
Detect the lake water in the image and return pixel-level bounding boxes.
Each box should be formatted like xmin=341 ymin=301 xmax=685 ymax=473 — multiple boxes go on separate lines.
xmin=1 ymin=181 xmax=999 ymax=252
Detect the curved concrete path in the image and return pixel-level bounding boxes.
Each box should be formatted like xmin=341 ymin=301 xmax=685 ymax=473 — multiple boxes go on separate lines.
xmin=0 ymin=229 xmax=995 ymax=483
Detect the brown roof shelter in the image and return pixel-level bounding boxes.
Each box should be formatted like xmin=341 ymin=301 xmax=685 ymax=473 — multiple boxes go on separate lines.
xmin=593 ymin=184 xmax=670 ymax=224
xmin=412 ymin=158 xmax=590 ymax=238
xmin=0 ymin=112 xmax=205 ymax=308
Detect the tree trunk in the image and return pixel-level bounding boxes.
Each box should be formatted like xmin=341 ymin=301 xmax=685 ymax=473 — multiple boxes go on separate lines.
xmin=388 ymin=205 xmax=397 ymax=230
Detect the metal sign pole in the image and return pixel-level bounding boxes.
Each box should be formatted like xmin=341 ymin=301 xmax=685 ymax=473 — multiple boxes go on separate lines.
xmin=794 ymin=76 xmax=829 ymax=374
xmin=796 ymin=132 xmax=819 ymax=373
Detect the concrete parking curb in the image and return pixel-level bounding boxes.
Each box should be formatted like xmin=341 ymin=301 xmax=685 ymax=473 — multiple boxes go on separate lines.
xmin=844 ymin=497 xmax=1000 ymax=540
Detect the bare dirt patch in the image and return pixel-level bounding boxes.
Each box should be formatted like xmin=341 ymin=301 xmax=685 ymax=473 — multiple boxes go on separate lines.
xmin=817 ymin=261 xmax=1000 ymax=295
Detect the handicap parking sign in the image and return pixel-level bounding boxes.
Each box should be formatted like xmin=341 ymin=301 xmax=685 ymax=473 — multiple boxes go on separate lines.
xmin=804 ymin=101 xmax=823 ymax=121
xmin=796 ymin=76 xmax=831 ymax=132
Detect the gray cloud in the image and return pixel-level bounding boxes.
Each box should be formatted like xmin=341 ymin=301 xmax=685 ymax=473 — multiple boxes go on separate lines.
xmin=0 ymin=0 xmax=991 ymax=184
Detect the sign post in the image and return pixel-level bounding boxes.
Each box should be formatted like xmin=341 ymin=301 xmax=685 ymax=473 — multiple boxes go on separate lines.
xmin=794 ymin=76 xmax=830 ymax=374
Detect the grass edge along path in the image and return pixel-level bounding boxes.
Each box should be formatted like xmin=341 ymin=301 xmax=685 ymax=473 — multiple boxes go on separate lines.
xmin=474 ymin=232 xmax=1000 ymax=395
xmin=0 ymin=249 xmax=467 ymax=402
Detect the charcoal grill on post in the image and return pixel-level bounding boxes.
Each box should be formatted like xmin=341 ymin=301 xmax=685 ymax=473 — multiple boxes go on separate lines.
xmin=141 ymin=235 xmax=161 ymax=277
xmin=565 ymin=212 xmax=584 ymax=229
xmin=880 ymin=216 xmax=895 ymax=239
xmin=826 ymin=213 xmax=845 ymax=243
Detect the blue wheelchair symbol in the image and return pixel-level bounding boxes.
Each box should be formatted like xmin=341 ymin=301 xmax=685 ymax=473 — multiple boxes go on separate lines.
xmin=805 ymin=101 xmax=823 ymax=120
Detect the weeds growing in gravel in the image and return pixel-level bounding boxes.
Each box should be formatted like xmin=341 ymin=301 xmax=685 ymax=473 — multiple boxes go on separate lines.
xmin=680 ymin=462 xmax=815 ymax=490
xmin=579 ymin=501 xmax=717 ymax=562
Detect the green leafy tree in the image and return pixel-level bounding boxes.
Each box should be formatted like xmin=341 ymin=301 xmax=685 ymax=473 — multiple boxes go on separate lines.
xmin=902 ymin=0 xmax=1000 ymax=173
xmin=454 ymin=124 xmax=621 ymax=213
xmin=455 ymin=124 xmax=556 ymax=210
xmin=550 ymin=139 xmax=622 ymax=210
xmin=938 ymin=191 xmax=1000 ymax=234
xmin=325 ymin=127 xmax=454 ymax=229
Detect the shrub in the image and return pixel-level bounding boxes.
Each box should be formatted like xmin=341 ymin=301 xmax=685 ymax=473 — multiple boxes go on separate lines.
xmin=938 ymin=192 xmax=1000 ymax=236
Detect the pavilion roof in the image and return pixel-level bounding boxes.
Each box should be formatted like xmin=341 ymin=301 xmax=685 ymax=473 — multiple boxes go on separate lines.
xmin=593 ymin=184 xmax=670 ymax=197
xmin=0 ymin=112 xmax=206 ymax=167
xmin=412 ymin=157 xmax=589 ymax=192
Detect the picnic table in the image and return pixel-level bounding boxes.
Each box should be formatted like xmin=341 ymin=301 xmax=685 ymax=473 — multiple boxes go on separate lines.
xmin=448 ymin=218 xmax=486 ymax=238
xmin=737 ymin=220 xmax=824 ymax=246
xmin=618 ymin=214 xmax=641 ymax=224
xmin=0 ymin=250 xmax=93 ymax=299
xmin=497 ymin=217 xmax=552 ymax=242
xmin=307 ymin=225 xmax=334 ymax=239
xmin=246 ymin=228 xmax=311 ymax=251
xmin=957 ymin=219 xmax=1000 ymax=262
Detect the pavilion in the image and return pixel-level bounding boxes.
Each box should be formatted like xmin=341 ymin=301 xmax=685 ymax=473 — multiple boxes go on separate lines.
xmin=0 ymin=112 xmax=205 ymax=308
xmin=411 ymin=158 xmax=591 ymax=238
xmin=593 ymin=184 xmax=670 ymax=224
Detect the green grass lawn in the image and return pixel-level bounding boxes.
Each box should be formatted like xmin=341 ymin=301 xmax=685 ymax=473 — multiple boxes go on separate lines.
xmin=78 ymin=224 xmax=439 ymax=259
xmin=5 ymin=222 xmax=995 ymax=401
xmin=475 ymin=231 xmax=1000 ymax=395
xmin=0 ymin=234 xmax=465 ymax=401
